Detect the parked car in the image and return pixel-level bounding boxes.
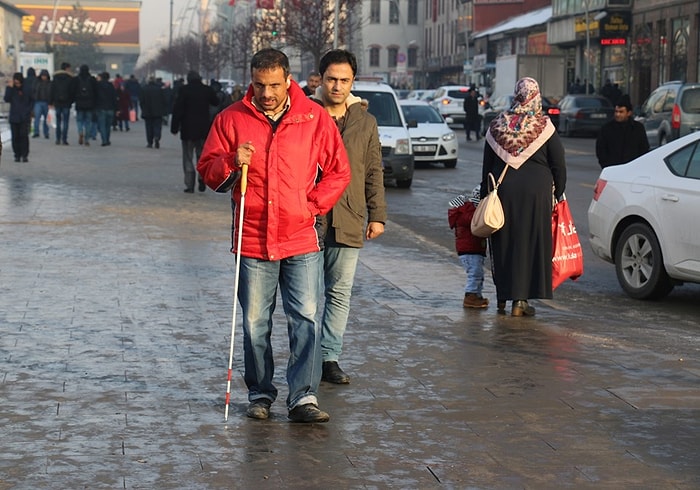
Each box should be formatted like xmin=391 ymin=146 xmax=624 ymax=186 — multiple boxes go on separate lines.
xmin=430 ymin=85 xmax=471 ymax=125
xmin=635 ymin=81 xmax=700 ymax=148
xmin=480 ymin=95 xmax=560 ymax=136
xmin=406 ymin=89 xmax=435 ymax=102
xmin=557 ymin=94 xmax=613 ymax=136
xmin=352 ymin=80 xmax=416 ymax=188
xmin=399 ymin=100 xmax=458 ymax=168
xmin=587 ymin=131 xmax=700 ymax=299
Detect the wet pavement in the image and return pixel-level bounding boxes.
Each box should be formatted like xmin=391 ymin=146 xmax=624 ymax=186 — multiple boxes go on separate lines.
xmin=1 ymin=118 xmax=699 ymax=489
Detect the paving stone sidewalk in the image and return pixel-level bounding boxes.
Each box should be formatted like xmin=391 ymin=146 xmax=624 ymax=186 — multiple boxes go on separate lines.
xmin=1 ymin=118 xmax=699 ymax=489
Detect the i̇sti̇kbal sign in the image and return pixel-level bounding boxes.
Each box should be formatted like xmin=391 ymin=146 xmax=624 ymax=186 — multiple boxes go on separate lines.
xmin=17 ymin=3 xmax=139 ymax=48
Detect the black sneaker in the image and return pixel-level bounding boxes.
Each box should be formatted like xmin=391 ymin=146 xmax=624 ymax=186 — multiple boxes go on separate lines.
xmin=322 ymin=361 xmax=350 ymax=384
xmin=288 ymin=404 xmax=329 ymax=423
xmin=246 ymin=399 xmax=272 ymax=420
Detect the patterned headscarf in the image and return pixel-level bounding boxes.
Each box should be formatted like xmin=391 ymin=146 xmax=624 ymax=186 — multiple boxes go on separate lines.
xmin=485 ymin=77 xmax=556 ymax=169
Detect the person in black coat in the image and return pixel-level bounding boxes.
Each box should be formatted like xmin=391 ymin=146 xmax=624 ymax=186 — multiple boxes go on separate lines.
xmin=95 ymin=72 xmax=118 ymax=146
xmin=139 ymin=77 xmax=168 ymax=148
xmin=170 ymin=70 xmax=219 ymax=192
xmin=463 ymin=88 xmax=481 ymax=141
xmin=4 ymin=72 xmax=34 ymax=161
xmin=596 ymin=94 xmax=650 ymax=168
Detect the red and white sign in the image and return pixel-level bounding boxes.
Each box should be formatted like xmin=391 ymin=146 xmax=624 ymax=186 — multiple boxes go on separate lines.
xmin=17 ymin=4 xmax=139 ymax=46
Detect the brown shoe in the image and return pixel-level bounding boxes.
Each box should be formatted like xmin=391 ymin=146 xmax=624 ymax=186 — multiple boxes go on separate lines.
xmin=463 ymin=293 xmax=489 ymax=308
xmin=246 ymin=399 xmax=272 ymax=420
xmin=512 ymin=300 xmax=536 ymax=317
xmin=497 ymin=301 xmax=507 ymax=315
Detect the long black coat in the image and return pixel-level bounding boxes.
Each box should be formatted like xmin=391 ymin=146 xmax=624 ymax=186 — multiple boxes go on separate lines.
xmin=170 ymin=80 xmax=218 ymax=141
xmin=595 ymin=118 xmax=649 ymax=168
xmin=481 ymin=132 xmax=567 ymax=302
xmin=139 ymin=82 xmax=168 ymax=119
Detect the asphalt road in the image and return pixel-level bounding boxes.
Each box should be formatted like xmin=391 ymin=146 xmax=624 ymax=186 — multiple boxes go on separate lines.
xmin=384 ymin=133 xmax=700 ymax=355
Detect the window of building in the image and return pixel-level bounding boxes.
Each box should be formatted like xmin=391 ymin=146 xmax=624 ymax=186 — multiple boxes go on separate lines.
xmin=408 ymin=0 xmax=418 ymax=25
xmin=388 ymin=47 xmax=398 ymax=68
xmin=670 ymin=17 xmax=689 ymax=82
xmin=369 ymin=46 xmax=380 ymax=67
xmin=408 ymin=46 xmax=418 ymax=68
xmin=370 ymin=0 xmax=380 ymax=24
xmin=389 ymin=1 xmax=399 ymax=24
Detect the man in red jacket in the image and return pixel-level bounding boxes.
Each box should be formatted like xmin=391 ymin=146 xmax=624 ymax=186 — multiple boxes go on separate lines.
xmin=198 ymin=48 xmax=351 ymax=423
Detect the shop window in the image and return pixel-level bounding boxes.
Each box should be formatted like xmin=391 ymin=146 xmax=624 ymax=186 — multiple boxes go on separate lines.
xmin=671 ymin=17 xmax=689 ymax=82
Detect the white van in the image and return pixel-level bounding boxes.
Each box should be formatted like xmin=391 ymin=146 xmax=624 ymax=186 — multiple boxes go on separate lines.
xmin=351 ymin=81 xmax=416 ymax=188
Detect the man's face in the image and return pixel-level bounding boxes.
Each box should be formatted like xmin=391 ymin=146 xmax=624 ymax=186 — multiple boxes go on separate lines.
xmin=307 ymin=74 xmax=321 ymax=91
xmin=320 ymin=63 xmax=354 ymax=107
xmin=614 ymin=106 xmax=632 ymax=123
xmin=251 ymin=67 xmax=290 ymax=114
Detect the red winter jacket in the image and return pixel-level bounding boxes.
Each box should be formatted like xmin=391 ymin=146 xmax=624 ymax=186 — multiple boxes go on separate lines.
xmin=197 ymin=81 xmax=351 ymax=261
xmin=448 ymin=202 xmax=487 ymax=255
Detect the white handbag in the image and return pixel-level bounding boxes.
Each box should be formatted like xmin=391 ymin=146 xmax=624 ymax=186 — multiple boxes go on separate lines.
xmin=471 ymin=165 xmax=509 ymax=238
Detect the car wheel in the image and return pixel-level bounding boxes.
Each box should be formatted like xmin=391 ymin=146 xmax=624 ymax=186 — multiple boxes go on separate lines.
xmin=396 ymin=178 xmax=412 ymax=189
xmin=444 ymin=160 xmax=457 ymax=169
xmin=614 ymin=222 xmax=674 ymax=300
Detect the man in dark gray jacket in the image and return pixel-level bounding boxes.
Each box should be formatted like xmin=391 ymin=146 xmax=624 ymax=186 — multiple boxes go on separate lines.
xmin=314 ymin=50 xmax=387 ymax=384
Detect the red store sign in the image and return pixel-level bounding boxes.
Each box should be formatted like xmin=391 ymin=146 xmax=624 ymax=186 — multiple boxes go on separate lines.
xmin=17 ymin=4 xmax=139 ymax=46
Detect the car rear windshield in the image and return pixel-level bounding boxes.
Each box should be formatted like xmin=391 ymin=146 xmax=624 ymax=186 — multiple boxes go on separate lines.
xmin=680 ymin=88 xmax=700 ymax=113
xmin=447 ymin=90 xmax=469 ymax=99
xmin=578 ymin=98 xmax=611 ymax=108
xmin=352 ymin=91 xmax=403 ymax=127
xmin=401 ymin=105 xmax=444 ymax=124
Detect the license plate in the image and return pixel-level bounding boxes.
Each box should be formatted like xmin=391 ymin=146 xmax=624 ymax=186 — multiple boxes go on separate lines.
xmin=590 ymin=113 xmax=607 ymax=119
xmin=414 ymin=145 xmax=437 ymax=152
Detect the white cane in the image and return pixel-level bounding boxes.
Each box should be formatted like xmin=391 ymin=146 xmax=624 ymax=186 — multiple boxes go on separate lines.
xmin=224 ymin=163 xmax=249 ymax=422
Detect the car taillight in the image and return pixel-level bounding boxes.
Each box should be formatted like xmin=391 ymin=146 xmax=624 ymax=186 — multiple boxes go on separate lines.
xmin=672 ymin=104 xmax=681 ymax=129
xmin=592 ymin=179 xmax=607 ymax=201
xmin=547 ymin=108 xmax=560 ymax=115
xmin=575 ymin=111 xmax=585 ymax=119
xmin=441 ymin=98 xmax=450 ymax=105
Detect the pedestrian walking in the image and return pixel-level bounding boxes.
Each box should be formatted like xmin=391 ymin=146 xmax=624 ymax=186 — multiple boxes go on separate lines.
xmin=596 ymin=94 xmax=649 ymax=168
xmin=139 ymin=77 xmax=168 ymax=148
xmin=50 ymin=62 xmax=74 ymax=145
xmin=32 ymin=69 xmax=52 ymax=139
xmin=482 ymin=77 xmax=567 ymax=317
xmin=170 ymin=70 xmax=219 ymax=193
xmin=125 ymin=75 xmax=141 ymax=120
xmin=312 ymin=49 xmax=387 ymax=385
xmin=197 ymin=48 xmax=351 ymax=423
xmin=302 ymin=71 xmax=321 ymax=96
xmin=4 ymin=72 xmax=33 ymax=162
xmin=95 ymin=72 xmax=117 ymax=146
xmin=448 ymin=186 xmax=489 ymax=308
xmin=115 ymin=84 xmax=131 ymax=132
xmin=463 ymin=87 xmax=481 ymax=141
xmin=71 ymin=64 xmax=98 ymax=146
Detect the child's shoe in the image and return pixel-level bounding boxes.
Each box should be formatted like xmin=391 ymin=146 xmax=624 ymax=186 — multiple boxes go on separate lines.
xmin=463 ymin=293 xmax=489 ymax=308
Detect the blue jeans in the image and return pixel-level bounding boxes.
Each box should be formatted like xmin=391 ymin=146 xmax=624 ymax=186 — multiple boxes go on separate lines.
xmin=76 ymin=110 xmax=94 ymax=139
xmin=96 ymin=109 xmax=112 ymax=144
xmin=320 ymin=246 xmax=360 ymax=362
xmin=238 ymin=252 xmax=323 ymax=410
xmin=33 ymin=101 xmax=49 ymax=137
xmin=54 ymin=106 xmax=70 ymax=143
xmin=459 ymin=253 xmax=485 ymax=294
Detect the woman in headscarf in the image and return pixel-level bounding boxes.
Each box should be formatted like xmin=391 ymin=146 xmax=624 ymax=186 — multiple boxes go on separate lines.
xmin=481 ymin=77 xmax=567 ymax=317
xmin=4 ymin=72 xmax=34 ymax=162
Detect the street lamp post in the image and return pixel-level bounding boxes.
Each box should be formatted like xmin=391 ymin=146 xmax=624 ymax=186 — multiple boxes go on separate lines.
xmin=585 ymin=0 xmax=590 ymax=95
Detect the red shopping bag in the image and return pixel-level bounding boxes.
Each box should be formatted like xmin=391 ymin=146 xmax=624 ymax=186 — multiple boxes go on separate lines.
xmin=552 ymin=199 xmax=583 ymax=289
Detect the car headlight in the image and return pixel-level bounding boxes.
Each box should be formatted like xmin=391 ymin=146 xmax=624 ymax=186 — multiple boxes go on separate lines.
xmin=395 ymin=138 xmax=410 ymax=155
xmin=442 ymin=132 xmax=456 ymax=142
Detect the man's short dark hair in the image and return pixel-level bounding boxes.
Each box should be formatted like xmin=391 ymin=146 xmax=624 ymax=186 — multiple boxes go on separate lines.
xmin=250 ymin=48 xmax=290 ymax=78
xmin=60 ymin=62 xmax=70 ymax=70
xmin=319 ymin=50 xmax=358 ymax=78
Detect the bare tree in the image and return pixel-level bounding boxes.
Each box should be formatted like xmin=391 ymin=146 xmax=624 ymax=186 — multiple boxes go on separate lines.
xmin=46 ymin=5 xmax=105 ymax=70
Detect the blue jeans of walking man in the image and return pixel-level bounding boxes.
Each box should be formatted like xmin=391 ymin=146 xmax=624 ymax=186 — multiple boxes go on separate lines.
xmin=238 ymin=252 xmax=323 ymax=410
xmin=33 ymin=101 xmax=49 ymax=138
xmin=76 ymin=110 xmax=94 ymax=144
xmin=321 ymin=246 xmax=360 ymax=363
xmin=54 ymin=106 xmax=70 ymax=144
xmin=96 ymin=109 xmax=113 ymax=145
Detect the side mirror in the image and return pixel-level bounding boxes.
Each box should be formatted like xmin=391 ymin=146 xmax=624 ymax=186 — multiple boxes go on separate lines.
xmin=444 ymin=117 xmax=454 ymax=124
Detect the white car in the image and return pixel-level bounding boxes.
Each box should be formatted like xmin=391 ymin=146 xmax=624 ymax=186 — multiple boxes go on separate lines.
xmin=429 ymin=85 xmax=471 ymax=125
xmin=400 ymin=100 xmax=458 ymax=168
xmin=587 ymin=131 xmax=700 ymax=299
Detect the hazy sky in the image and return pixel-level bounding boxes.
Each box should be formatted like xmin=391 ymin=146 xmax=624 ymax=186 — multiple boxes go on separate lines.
xmin=140 ymin=0 xmax=194 ymax=55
